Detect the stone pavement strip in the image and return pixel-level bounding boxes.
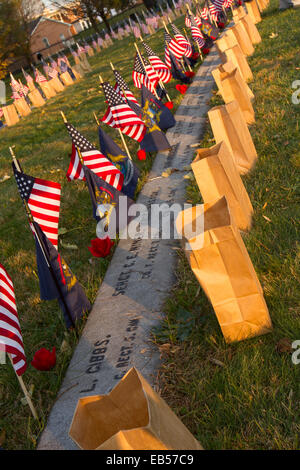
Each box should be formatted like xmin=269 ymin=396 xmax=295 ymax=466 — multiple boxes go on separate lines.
xmin=38 ymin=49 xmax=221 ymax=450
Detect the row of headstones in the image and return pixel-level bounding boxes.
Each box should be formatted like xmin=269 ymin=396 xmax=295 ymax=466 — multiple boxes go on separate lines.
xmin=1 ymin=53 xmax=93 ymax=128
xmin=66 ymin=0 xmax=273 ymax=452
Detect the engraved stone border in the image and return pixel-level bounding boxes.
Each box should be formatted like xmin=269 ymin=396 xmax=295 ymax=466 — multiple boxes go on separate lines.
xmin=38 ymin=49 xmax=221 ymax=450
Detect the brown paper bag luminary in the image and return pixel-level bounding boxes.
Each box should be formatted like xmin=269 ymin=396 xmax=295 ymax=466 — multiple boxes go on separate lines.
xmin=49 ymin=76 xmax=64 ymax=93
xmin=176 ymin=197 xmax=272 ymax=344
xmin=212 ymin=61 xmax=254 ymax=103
xmin=246 ymin=0 xmax=262 ymax=23
xmin=60 ymin=71 xmax=74 ymax=86
xmin=69 ymin=368 xmax=203 ymax=450
xmin=213 ymin=65 xmax=255 ymax=125
xmin=191 ymin=142 xmax=253 ymax=231
xmin=28 ymin=88 xmax=46 ymax=107
xmin=240 ymin=15 xmax=262 ymax=45
xmin=39 ymin=81 xmax=57 ymax=99
xmin=216 ymin=38 xmax=253 ymax=83
xmin=14 ymin=97 xmax=31 ymax=117
xmin=3 ymin=104 xmax=19 ymax=126
xmin=208 ymin=101 xmax=258 ymax=174
xmin=226 ymin=23 xmax=255 ymax=57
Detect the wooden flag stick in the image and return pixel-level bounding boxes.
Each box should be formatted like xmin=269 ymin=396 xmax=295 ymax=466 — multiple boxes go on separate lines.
xmin=134 ymin=42 xmax=160 ymax=100
xmin=8 ymin=354 xmax=38 ymax=420
xmin=110 ymin=62 xmax=115 ymax=71
xmin=93 ymin=111 xmax=100 ymax=126
xmin=99 ymin=74 xmax=103 ymax=84
xmin=60 ymin=110 xmax=67 ymax=123
xmin=118 ymin=128 xmax=133 ymax=161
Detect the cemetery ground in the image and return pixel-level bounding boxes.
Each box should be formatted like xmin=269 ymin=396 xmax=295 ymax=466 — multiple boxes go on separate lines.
xmin=0 ymin=1 xmax=299 ymax=450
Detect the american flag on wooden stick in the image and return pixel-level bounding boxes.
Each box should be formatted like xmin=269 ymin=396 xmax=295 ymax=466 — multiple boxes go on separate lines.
xmin=65 ymin=123 xmax=124 ymax=190
xmin=34 ymin=68 xmax=47 ymax=83
xmin=0 ymin=264 xmax=27 ymax=376
xmin=188 ymin=13 xmax=206 ymax=48
xmin=101 ymin=81 xmax=147 ymax=143
xmin=170 ymin=24 xmax=193 ymax=58
xmin=13 ymin=163 xmax=61 ymax=249
xmin=142 ymin=42 xmax=172 ymax=83
xmin=113 ymin=69 xmax=139 ymax=105
xmin=164 ymin=31 xmax=186 ymax=60
xmin=132 ymin=53 xmax=159 ymax=92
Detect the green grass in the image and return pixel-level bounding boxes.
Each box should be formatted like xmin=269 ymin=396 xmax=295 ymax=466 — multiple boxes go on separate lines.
xmin=153 ymin=2 xmax=300 ymax=450
xmin=0 ymin=16 xmax=198 ymax=450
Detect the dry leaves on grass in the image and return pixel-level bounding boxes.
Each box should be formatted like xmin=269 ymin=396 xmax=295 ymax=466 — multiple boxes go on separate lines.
xmin=276 ymin=338 xmax=293 ymax=354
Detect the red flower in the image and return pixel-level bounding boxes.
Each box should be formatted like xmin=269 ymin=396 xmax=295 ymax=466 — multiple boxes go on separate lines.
xmin=202 ymin=48 xmax=210 ymax=55
xmin=218 ymin=22 xmax=225 ymax=29
xmin=31 ymin=347 xmax=56 ymax=371
xmin=192 ymin=52 xmax=199 ymax=60
xmin=137 ymin=149 xmax=147 ymax=160
xmin=88 ymin=236 xmax=114 ymax=257
xmin=185 ymin=71 xmax=195 ymax=78
xmin=176 ymin=84 xmax=188 ymax=95
xmin=164 ymin=101 xmax=174 ymax=110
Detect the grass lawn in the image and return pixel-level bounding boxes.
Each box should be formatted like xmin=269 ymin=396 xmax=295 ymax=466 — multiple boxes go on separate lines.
xmin=154 ymin=1 xmax=300 ymax=450
xmin=0 ymin=15 xmax=198 ymax=450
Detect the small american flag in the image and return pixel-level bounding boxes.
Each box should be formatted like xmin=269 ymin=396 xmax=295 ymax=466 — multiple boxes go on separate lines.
xmin=132 ymin=53 xmax=159 ymax=92
xmin=12 ymin=91 xmax=22 ymax=100
xmin=142 ymin=42 xmax=172 ymax=83
xmin=189 ymin=13 xmax=205 ymax=48
xmin=34 ymin=68 xmax=47 ymax=83
xmin=213 ymin=0 xmax=225 ymax=11
xmin=164 ymin=31 xmax=186 ymax=59
xmin=10 ymin=74 xmax=21 ymax=93
xmin=0 ymin=264 xmax=27 ymax=376
xmin=13 ymin=163 xmax=61 ymax=249
xmin=170 ymin=24 xmax=193 ymax=58
xmin=65 ymin=123 xmax=124 ymax=190
xmin=22 ymin=69 xmax=34 ymax=84
xmin=77 ymin=42 xmax=85 ymax=53
xmin=201 ymin=7 xmax=209 ymax=19
xmin=132 ymin=25 xmax=141 ymax=38
xmin=48 ymin=66 xmax=58 ymax=79
xmin=101 ymin=81 xmax=147 ymax=143
xmin=113 ymin=69 xmax=139 ymax=105
xmin=209 ymin=3 xmax=219 ymax=22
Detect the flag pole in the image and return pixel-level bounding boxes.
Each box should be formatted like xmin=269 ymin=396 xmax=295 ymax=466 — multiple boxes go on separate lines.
xmin=10 ymin=146 xmax=77 ymax=331
xmin=167 ymin=19 xmax=193 ymax=72
xmin=7 ymin=354 xmax=38 ymax=420
xmin=134 ymin=42 xmax=160 ymax=100
xmin=138 ymin=38 xmax=172 ymax=101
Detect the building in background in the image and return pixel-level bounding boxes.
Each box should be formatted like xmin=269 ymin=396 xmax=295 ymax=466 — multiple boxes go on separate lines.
xmin=29 ymin=16 xmax=74 ymax=61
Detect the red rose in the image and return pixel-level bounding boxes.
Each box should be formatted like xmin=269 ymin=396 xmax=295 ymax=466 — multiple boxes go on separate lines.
xmin=192 ymin=52 xmax=199 ymax=60
xmin=88 ymin=236 xmax=114 ymax=257
xmin=185 ymin=71 xmax=195 ymax=78
xmin=164 ymin=101 xmax=174 ymax=110
xmin=176 ymin=84 xmax=188 ymax=95
xmin=202 ymin=48 xmax=210 ymax=55
xmin=31 ymin=347 xmax=56 ymax=371
xmin=218 ymin=22 xmax=225 ymax=29
xmin=137 ymin=149 xmax=147 ymax=160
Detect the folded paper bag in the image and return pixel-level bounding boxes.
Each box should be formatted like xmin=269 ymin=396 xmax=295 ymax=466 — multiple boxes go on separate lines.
xmin=192 ymin=142 xmax=253 ymax=231
xmin=208 ymin=100 xmax=258 ymax=174
xmin=212 ymin=61 xmax=254 ymax=102
xmin=69 ymin=367 xmax=203 ymax=450
xmin=176 ymin=196 xmax=272 ymax=344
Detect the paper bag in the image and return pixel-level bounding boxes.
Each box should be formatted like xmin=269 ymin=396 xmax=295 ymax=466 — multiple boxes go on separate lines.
xmin=176 ymin=196 xmax=272 ymax=343
xmin=214 ymin=65 xmax=255 ymax=124
xmin=227 ymin=23 xmax=254 ymax=56
xmin=49 ymin=76 xmax=64 ymax=93
xmin=3 ymin=104 xmax=19 ymax=126
xmin=60 ymin=71 xmax=74 ymax=86
xmin=238 ymin=15 xmax=262 ymax=45
xmin=208 ymin=100 xmax=257 ymax=174
xmin=246 ymin=0 xmax=262 ymax=23
xmin=14 ymin=97 xmax=31 ymax=117
xmin=69 ymin=368 xmax=203 ymax=450
xmin=192 ymin=142 xmax=253 ymax=231
xmin=74 ymin=55 xmax=81 ymax=65
xmin=39 ymin=81 xmax=56 ymax=99
xmin=212 ymin=61 xmax=254 ymax=102
xmin=222 ymin=44 xmax=253 ymax=83
xmin=28 ymin=88 xmax=45 ymax=107
xmin=80 ymin=55 xmax=92 ymax=72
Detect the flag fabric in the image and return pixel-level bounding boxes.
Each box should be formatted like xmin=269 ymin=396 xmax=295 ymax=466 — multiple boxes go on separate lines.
xmin=0 ymin=264 xmax=27 ymax=376
xmin=83 ymin=166 xmax=135 ymax=238
xmin=101 ymin=81 xmax=147 ymax=143
xmin=48 ymin=66 xmax=58 ymax=79
xmin=12 ymin=91 xmax=22 ymax=100
xmin=132 ymin=53 xmax=159 ymax=93
xmin=33 ymin=222 xmax=91 ymax=328
xmin=22 ymin=69 xmax=34 ymax=84
xmin=113 ymin=69 xmax=139 ymax=106
xmin=213 ymin=0 xmax=225 ymax=11
xmin=13 ymin=162 xmax=61 ymax=249
xmin=164 ymin=31 xmax=186 ymax=60
xmin=65 ymin=123 xmax=123 ymax=191
xmin=188 ymin=12 xmax=206 ymax=48
xmin=142 ymin=42 xmax=172 ymax=83
xmin=98 ymin=126 xmax=140 ymax=200
xmin=34 ymin=68 xmax=47 ymax=83
xmin=201 ymin=7 xmax=209 ymax=19
xmin=10 ymin=74 xmax=21 ymax=93
xmin=169 ymin=51 xmax=191 ymax=83
xmin=170 ymin=24 xmax=193 ymax=58
xmin=19 ymin=81 xmax=29 ymax=96
xmin=141 ymin=85 xmax=175 ymax=132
